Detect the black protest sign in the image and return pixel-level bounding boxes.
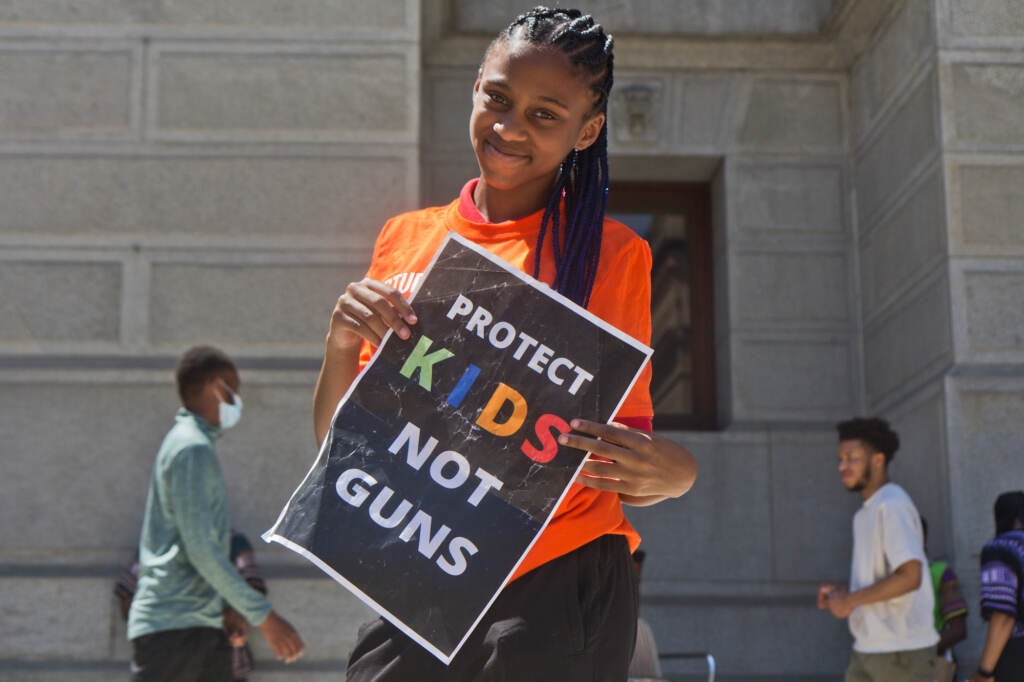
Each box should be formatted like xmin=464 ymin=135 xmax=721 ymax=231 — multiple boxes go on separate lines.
xmin=263 ymin=233 xmax=651 ymax=664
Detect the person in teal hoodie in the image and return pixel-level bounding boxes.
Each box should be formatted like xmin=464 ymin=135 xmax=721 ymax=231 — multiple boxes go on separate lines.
xmin=127 ymin=345 xmax=304 ymax=681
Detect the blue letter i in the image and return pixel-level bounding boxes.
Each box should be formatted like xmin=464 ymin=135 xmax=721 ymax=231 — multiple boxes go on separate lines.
xmin=446 ymin=364 xmax=481 ymax=408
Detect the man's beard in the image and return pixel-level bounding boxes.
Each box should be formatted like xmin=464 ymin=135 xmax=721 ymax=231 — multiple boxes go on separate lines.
xmin=847 ymin=467 xmax=870 ymax=493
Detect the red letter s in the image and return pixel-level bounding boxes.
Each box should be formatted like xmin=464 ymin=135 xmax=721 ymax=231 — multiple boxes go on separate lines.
xmin=520 ymin=414 xmax=571 ymax=463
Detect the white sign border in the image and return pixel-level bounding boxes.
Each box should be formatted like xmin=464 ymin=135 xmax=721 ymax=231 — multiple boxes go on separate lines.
xmin=264 ymin=231 xmax=653 ymax=664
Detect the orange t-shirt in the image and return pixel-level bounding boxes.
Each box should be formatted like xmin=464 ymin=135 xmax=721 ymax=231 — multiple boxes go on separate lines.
xmin=358 ymin=187 xmax=653 ymax=580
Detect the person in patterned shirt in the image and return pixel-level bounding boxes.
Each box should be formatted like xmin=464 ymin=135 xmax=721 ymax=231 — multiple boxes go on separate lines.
xmin=969 ymin=491 xmax=1024 ymax=682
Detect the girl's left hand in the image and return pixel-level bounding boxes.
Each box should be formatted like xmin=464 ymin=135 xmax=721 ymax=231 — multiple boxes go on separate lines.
xmin=559 ymin=419 xmax=697 ymax=506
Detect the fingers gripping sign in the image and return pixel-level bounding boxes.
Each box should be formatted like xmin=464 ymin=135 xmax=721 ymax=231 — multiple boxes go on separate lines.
xmin=560 ymin=420 xmax=653 ymax=486
xmin=316 ymin=278 xmax=420 ymax=445
xmin=560 ymin=419 xmax=697 ymax=503
xmin=329 ymin=278 xmax=418 ymax=350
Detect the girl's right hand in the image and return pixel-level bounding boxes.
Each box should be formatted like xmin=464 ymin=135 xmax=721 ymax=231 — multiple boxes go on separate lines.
xmin=327 ymin=278 xmax=418 ymax=350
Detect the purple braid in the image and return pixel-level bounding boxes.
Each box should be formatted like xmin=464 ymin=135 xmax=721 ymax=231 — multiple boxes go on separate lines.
xmin=499 ymin=6 xmax=614 ymax=308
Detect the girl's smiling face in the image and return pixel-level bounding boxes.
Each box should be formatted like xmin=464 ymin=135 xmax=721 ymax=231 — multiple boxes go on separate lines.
xmin=469 ymin=39 xmax=605 ymax=218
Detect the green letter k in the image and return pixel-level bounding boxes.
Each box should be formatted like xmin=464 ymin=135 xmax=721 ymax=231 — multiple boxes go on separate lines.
xmin=398 ymin=335 xmax=454 ymax=391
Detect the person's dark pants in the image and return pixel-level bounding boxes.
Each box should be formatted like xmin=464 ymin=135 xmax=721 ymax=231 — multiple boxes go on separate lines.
xmin=131 ymin=626 xmax=233 ymax=682
xmin=346 ymin=534 xmax=639 ymax=682
xmin=996 ymin=636 xmax=1024 ymax=679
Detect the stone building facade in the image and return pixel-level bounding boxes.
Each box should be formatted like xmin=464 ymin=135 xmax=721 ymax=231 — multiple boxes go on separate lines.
xmin=0 ymin=1 xmax=1021 ymax=680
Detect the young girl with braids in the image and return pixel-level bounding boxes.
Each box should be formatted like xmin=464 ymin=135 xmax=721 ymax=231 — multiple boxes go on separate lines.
xmin=313 ymin=7 xmax=698 ymax=680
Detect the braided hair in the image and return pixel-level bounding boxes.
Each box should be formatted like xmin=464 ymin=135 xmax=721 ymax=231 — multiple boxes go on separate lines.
xmin=494 ymin=6 xmax=614 ymax=308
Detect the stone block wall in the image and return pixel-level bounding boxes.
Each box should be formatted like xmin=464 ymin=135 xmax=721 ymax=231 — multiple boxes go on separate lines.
xmin=848 ymin=0 xmax=955 ymax=565
xmin=626 ymin=430 xmax=858 ymax=680
xmin=847 ymin=0 xmax=1024 ymax=673
xmin=852 ymin=0 xmax=950 ymax=409
xmin=936 ymin=0 xmax=1024 ymax=673
xmin=0 ymin=2 xmax=419 ymax=679
xmin=451 ymin=0 xmax=841 ymax=37
xmin=710 ymin=74 xmax=856 ymax=434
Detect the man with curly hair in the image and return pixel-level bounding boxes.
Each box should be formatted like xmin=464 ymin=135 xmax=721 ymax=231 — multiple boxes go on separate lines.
xmin=817 ymin=417 xmax=938 ymax=682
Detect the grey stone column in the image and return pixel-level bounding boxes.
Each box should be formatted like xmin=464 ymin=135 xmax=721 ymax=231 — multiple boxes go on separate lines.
xmin=936 ymin=0 xmax=1024 ymax=673
xmin=852 ymin=0 xmax=1024 ymax=672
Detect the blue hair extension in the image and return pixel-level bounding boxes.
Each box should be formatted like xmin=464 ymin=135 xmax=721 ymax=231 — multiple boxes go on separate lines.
xmin=502 ymin=6 xmax=614 ymax=308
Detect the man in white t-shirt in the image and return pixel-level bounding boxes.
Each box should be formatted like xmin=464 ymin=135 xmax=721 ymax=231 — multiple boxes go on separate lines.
xmin=817 ymin=417 xmax=938 ymax=682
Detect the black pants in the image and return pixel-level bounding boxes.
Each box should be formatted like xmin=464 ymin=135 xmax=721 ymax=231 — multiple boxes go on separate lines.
xmin=346 ymin=534 xmax=639 ymax=682
xmin=130 ymin=627 xmax=233 ymax=682
xmin=996 ymin=636 xmax=1024 ymax=679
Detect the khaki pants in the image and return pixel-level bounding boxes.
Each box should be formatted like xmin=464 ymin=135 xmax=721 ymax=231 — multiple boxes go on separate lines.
xmin=844 ymin=647 xmax=934 ymax=682
xmin=932 ymin=655 xmax=956 ymax=682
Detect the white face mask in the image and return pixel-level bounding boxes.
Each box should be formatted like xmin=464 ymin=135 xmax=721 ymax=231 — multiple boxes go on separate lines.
xmin=218 ymin=387 xmax=243 ymax=430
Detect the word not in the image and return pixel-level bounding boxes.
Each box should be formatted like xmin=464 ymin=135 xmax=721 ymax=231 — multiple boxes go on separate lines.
xmin=387 ymin=420 xmax=504 ymax=507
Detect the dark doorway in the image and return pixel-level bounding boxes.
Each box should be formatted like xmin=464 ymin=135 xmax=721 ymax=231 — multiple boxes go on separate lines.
xmin=608 ymin=182 xmax=716 ymax=430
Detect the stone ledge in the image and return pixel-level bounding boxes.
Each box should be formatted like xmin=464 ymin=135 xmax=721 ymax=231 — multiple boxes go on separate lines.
xmin=0 ymin=659 xmax=349 ymax=682
xmin=0 ymin=660 xmax=840 ymax=682
xmin=0 ymin=354 xmax=322 ymax=371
